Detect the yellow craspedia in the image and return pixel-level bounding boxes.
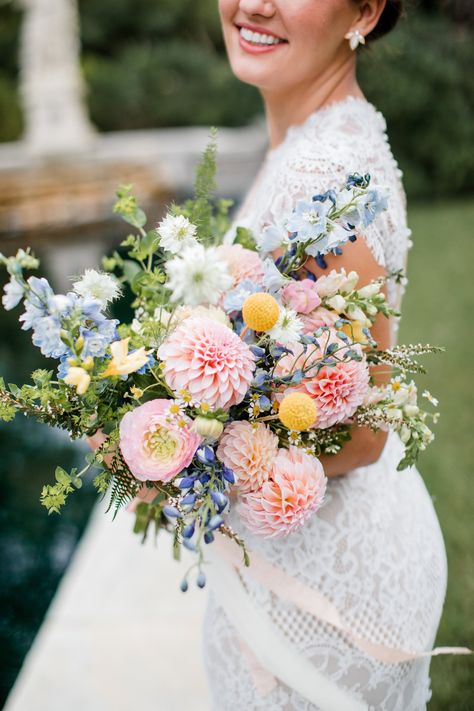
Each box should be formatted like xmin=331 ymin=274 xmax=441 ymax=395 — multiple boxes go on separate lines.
xmin=279 ymin=392 xmax=318 ymax=431
xmin=242 ymin=293 xmax=280 ymax=332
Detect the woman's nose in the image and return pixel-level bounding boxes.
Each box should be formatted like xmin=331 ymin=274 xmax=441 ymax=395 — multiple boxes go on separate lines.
xmin=238 ymin=0 xmax=276 ymax=18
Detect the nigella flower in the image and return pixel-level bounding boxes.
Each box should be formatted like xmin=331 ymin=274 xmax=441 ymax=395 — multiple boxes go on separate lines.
xmin=268 ymin=306 xmax=303 ymax=345
xmin=157 ymin=214 xmax=198 ymax=254
xmin=73 ymin=269 xmax=122 ymax=307
xmin=166 ymin=243 xmax=233 ymax=306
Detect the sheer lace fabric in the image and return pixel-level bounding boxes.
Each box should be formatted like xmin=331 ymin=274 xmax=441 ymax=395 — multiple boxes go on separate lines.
xmin=203 ymin=96 xmax=447 ymax=710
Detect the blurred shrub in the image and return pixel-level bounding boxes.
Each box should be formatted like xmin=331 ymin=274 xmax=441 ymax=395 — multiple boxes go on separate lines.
xmin=0 ymin=1 xmax=22 ymax=142
xmin=359 ymin=12 xmax=474 ymax=198
xmin=0 ymin=0 xmax=473 ymax=199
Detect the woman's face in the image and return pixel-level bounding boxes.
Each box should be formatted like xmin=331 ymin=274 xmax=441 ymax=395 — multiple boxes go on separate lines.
xmin=219 ymin=0 xmax=358 ymax=93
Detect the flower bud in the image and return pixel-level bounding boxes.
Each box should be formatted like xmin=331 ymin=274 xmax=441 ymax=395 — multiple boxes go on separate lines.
xmin=326 ymin=295 xmax=346 ymax=313
xmin=196 ymin=571 xmax=206 ymax=588
xmin=193 ymin=417 xmax=224 ymax=441
xmin=357 ymin=283 xmax=380 ymax=298
xmin=404 ymin=405 xmax=419 ymax=417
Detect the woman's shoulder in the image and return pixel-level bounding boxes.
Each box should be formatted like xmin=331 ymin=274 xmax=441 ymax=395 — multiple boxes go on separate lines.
xmin=277 ymin=96 xmax=401 ymax=185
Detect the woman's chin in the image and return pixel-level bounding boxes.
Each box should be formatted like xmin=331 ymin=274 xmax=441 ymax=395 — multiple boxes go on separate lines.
xmin=229 ymin=57 xmax=289 ymax=92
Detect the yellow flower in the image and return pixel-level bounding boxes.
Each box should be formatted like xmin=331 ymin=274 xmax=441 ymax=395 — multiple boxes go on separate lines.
xmin=341 ymin=320 xmax=370 ymax=345
xmin=64 ymin=367 xmax=91 ymax=395
xmin=101 ymin=338 xmax=150 ymax=377
xmin=242 ymin=293 xmax=280 ymax=332
xmin=279 ymin=392 xmax=318 ymax=431
xmin=130 ymin=385 xmax=144 ymax=400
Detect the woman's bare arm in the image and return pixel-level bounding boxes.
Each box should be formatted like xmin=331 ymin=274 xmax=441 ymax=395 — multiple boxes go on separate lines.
xmin=303 ymin=234 xmax=391 ymax=478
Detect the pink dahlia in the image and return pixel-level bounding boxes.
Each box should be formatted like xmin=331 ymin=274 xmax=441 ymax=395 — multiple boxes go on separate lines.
xmin=302 ymin=355 xmax=369 ymax=428
xmin=216 ymin=244 xmax=265 ymax=287
xmin=157 ymin=317 xmax=255 ymax=410
xmin=238 ymin=447 xmax=327 ymax=538
xmin=274 ymin=336 xmax=370 ymax=428
xmin=119 ymin=399 xmax=201 ymax=482
xmin=216 ymin=421 xmax=279 ymax=493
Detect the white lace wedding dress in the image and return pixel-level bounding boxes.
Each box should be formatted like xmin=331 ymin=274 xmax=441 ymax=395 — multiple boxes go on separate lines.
xmin=202 ymin=96 xmax=448 ymax=711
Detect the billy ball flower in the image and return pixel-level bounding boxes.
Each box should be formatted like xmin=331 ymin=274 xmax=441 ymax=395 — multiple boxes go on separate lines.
xmin=238 ymin=447 xmax=327 ymax=538
xmin=157 ymin=317 xmax=255 ymax=410
xmin=119 ymin=398 xmax=201 ymax=482
xmin=242 ymin=293 xmax=280 ymax=332
xmin=279 ymin=392 xmax=318 ymax=431
xmin=216 ymin=421 xmax=279 ymax=493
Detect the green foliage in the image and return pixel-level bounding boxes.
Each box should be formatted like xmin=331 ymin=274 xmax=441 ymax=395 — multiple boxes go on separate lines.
xmin=359 ymin=12 xmax=474 ymax=199
xmin=40 ymin=466 xmax=83 ymax=515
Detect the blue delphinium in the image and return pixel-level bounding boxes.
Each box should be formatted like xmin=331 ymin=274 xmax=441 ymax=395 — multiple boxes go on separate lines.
xmin=286 ymin=198 xmax=332 ymax=243
xmin=224 ymin=279 xmax=261 ymax=313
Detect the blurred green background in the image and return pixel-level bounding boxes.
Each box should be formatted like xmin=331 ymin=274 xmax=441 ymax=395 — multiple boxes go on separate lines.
xmin=0 ymin=0 xmax=472 ymax=708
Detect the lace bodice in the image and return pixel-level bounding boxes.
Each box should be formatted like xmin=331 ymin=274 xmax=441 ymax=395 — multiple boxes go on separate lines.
xmin=226 ymin=95 xmax=413 ymax=332
xmin=203 ymin=95 xmax=447 ymax=711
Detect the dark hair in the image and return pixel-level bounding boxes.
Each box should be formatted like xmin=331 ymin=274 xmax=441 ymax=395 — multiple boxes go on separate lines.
xmin=364 ymin=0 xmax=405 ymax=44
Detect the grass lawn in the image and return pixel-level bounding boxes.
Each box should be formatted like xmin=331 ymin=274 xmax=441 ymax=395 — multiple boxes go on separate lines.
xmin=400 ymin=198 xmax=474 ymax=709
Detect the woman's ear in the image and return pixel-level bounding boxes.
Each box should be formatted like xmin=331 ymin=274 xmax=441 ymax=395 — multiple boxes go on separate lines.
xmin=351 ymin=0 xmax=387 ymax=38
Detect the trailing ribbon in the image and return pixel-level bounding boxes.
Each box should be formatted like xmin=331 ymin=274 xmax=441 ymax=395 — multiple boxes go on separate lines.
xmin=213 ymin=533 xmax=472 ymax=665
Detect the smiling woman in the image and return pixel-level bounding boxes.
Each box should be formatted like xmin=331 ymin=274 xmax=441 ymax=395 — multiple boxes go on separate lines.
xmin=202 ymin=1 xmax=450 ymax=710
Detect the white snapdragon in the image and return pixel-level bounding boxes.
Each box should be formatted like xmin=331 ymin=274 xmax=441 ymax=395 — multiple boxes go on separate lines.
xmin=326 ymin=294 xmax=346 ymax=313
xmin=157 ymin=214 xmax=198 ymax=254
xmin=165 ymin=244 xmax=233 ymax=306
xmin=314 ymin=268 xmax=350 ymax=298
xmin=268 ymin=307 xmax=303 ymax=345
xmin=73 ymin=269 xmax=121 ymax=306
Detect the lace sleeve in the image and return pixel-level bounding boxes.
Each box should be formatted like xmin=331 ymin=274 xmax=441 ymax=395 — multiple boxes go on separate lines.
xmin=230 ymin=97 xmax=413 ymax=313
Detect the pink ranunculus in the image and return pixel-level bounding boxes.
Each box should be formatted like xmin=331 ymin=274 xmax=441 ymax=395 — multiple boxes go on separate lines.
xmin=281 ymin=279 xmax=321 ymax=314
xmin=119 ymin=399 xmax=201 ymax=482
xmin=157 ymin=317 xmax=255 ymax=410
xmin=300 ymin=307 xmax=340 ymax=334
xmin=216 ymin=421 xmax=279 ymax=493
xmin=238 ymin=447 xmax=327 ymax=538
xmin=274 ymin=334 xmax=370 ymax=428
xmin=216 ymin=244 xmax=265 ymax=287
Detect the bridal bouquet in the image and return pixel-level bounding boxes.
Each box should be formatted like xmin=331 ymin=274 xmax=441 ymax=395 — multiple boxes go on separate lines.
xmin=0 ymin=134 xmax=441 ymax=589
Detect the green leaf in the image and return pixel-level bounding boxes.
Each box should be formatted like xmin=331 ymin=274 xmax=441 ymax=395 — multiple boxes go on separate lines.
xmin=122 ymin=260 xmax=141 ymax=283
xmin=55 ymin=466 xmax=71 ymax=485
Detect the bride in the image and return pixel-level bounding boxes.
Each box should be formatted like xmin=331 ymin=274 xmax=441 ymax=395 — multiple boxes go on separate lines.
xmin=202 ymin=0 xmax=448 ymax=709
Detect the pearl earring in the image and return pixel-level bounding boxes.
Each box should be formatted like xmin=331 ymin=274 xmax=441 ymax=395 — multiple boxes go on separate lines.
xmin=344 ymin=29 xmax=366 ymax=51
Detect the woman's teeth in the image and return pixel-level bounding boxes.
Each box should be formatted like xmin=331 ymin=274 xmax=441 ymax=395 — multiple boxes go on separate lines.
xmin=239 ymin=27 xmax=285 ymax=46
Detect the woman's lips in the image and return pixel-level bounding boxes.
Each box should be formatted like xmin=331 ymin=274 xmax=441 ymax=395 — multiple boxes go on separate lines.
xmin=235 ymin=25 xmax=288 ymax=55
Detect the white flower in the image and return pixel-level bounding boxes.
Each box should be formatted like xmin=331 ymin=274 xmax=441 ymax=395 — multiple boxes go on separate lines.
xmin=73 ymin=269 xmax=121 ymax=306
xmin=268 ymin=307 xmax=303 ymax=344
xmin=314 ymin=268 xmax=350 ymax=298
xmin=262 ymin=258 xmax=288 ymax=294
xmin=340 ymin=271 xmax=359 ymax=293
xmin=326 ymin=294 xmax=346 ymax=313
xmin=165 ymin=244 xmax=233 ymax=306
xmin=157 ymin=214 xmax=198 ymax=254
xmin=2 ymin=277 xmax=24 ymax=310
xmin=256 ymin=223 xmax=289 ymax=253
xmin=422 ymin=389 xmax=439 ymax=407
xmin=357 ymin=283 xmax=381 ymax=298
